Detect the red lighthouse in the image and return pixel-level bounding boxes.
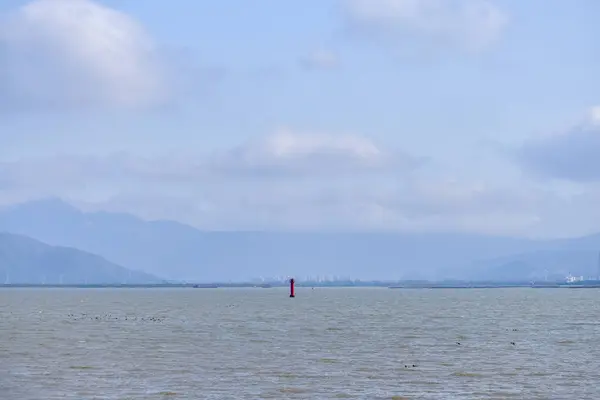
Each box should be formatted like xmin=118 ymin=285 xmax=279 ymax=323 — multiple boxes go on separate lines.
xmin=289 ymin=278 xmax=295 ymax=298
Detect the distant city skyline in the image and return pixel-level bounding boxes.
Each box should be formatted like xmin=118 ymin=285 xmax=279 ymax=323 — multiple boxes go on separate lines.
xmin=0 ymin=0 xmax=599 ymax=238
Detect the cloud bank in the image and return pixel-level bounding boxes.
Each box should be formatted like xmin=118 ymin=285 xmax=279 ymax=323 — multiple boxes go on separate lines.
xmin=0 ymin=128 xmax=553 ymax=236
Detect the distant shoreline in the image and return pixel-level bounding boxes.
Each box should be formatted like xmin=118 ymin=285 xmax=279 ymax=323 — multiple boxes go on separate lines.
xmin=2 ymin=281 xmax=595 ymax=289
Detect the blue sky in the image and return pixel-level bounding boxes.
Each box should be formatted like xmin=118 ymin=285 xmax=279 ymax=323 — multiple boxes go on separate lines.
xmin=0 ymin=0 xmax=599 ymax=238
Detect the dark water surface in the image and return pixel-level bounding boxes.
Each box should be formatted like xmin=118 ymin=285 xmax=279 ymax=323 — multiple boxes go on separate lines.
xmin=1 ymin=287 xmax=600 ymax=399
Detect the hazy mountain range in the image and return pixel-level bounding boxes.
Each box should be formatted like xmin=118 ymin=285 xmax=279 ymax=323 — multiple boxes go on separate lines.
xmin=0 ymin=232 xmax=162 ymax=285
xmin=1 ymin=198 xmax=599 ymax=283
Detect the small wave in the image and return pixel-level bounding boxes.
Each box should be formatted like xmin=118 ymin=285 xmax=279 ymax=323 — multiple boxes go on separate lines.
xmin=318 ymin=358 xmax=338 ymax=364
xmin=557 ymin=340 xmax=575 ymax=345
xmin=277 ymin=373 xmax=297 ymax=378
xmin=279 ymin=387 xmax=308 ymax=394
xmin=452 ymin=372 xmax=484 ymax=378
xmin=327 ymin=327 xmax=343 ymax=331
xmin=525 ymin=372 xmax=552 ymax=377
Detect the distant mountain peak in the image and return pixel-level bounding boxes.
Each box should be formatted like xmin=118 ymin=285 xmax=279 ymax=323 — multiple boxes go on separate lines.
xmin=4 ymin=197 xmax=80 ymax=215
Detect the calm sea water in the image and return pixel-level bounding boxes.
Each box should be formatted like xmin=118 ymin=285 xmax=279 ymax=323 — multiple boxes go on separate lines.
xmin=1 ymin=287 xmax=600 ymax=399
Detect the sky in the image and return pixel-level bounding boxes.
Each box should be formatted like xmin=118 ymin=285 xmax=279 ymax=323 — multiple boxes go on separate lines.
xmin=0 ymin=0 xmax=599 ymax=238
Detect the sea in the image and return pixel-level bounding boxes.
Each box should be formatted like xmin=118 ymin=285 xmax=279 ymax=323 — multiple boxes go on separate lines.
xmin=1 ymin=287 xmax=600 ymax=400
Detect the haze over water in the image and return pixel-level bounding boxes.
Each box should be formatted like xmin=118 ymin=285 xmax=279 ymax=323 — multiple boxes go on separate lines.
xmin=1 ymin=288 xmax=600 ymax=399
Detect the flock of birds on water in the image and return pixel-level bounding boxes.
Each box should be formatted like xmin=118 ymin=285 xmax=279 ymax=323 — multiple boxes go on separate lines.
xmin=20 ymin=313 xmax=524 ymax=377
xmin=66 ymin=313 xmax=166 ymax=323
xmin=61 ymin=313 xmax=523 ymax=373
xmin=63 ymin=312 xmax=523 ymax=362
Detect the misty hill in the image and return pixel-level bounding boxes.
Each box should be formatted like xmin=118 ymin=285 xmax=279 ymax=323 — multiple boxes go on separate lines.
xmin=1 ymin=198 xmax=600 ymax=282
xmin=0 ymin=232 xmax=163 ymax=285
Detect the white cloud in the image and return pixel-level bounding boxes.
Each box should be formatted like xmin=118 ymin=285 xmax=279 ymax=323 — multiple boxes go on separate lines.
xmin=299 ymin=50 xmax=340 ymax=70
xmin=0 ymin=0 xmax=170 ymax=110
xmin=343 ymin=0 xmax=508 ymax=52
xmin=588 ymin=106 xmax=600 ymax=126
xmin=210 ymin=128 xmax=424 ymax=177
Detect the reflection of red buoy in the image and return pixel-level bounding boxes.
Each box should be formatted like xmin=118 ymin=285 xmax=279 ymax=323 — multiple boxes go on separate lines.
xmin=289 ymin=278 xmax=295 ymax=298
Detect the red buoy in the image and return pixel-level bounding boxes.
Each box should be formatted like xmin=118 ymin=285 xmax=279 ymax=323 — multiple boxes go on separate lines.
xmin=289 ymin=278 xmax=295 ymax=298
